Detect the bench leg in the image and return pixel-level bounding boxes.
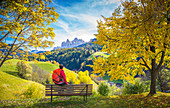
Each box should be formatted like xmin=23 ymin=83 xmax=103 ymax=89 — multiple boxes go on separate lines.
xmin=85 ymin=95 xmax=87 ymax=103
xmin=51 ymin=85 xmax=53 ymax=104
xmin=86 ymin=85 xmax=88 ymax=103
xmin=51 ymin=95 xmax=53 ymax=104
xmin=83 ymin=95 xmax=87 ymax=103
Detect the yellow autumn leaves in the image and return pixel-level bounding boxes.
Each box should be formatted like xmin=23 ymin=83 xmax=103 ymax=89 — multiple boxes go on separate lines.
xmin=66 ymin=70 xmax=93 ymax=84
xmin=0 ymin=0 xmax=59 ymax=67
xmin=91 ymin=0 xmax=169 ymax=83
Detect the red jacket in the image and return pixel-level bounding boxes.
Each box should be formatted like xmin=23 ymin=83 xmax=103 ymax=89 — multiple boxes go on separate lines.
xmin=53 ymin=69 xmax=68 ymax=84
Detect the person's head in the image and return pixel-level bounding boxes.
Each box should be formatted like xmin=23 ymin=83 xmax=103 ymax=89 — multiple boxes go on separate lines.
xmin=59 ymin=64 xmax=63 ymax=69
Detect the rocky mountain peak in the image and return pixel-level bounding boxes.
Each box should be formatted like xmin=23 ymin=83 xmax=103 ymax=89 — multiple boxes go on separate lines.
xmin=61 ymin=37 xmax=85 ymax=48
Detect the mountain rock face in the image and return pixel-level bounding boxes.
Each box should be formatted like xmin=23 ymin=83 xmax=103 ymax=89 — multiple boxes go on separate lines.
xmin=53 ymin=38 xmax=85 ymax=49
xmin=61 ymin=38 xmax=85 ymax=48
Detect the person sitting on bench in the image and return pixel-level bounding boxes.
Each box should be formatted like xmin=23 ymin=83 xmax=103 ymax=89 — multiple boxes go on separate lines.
xmin=52 ymin=64 xmax=68 ymax=86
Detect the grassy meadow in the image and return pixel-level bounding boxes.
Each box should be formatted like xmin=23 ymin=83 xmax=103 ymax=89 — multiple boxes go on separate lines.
xmin=0 ymin=92 xmax=169 ymax=108
xmin=0 ymin=71 xmax=45 ymax=100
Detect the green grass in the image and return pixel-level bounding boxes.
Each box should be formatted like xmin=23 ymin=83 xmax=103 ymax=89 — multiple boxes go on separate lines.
xmin=0 ymin=59 xmax=20 ymax=77
xmin=0 ymin=71 xmax=45 ymax=100
xmin=102 ymin=75 xmax=123 ymax=84
xmin=30 ymin=61 xmax=76 ymax=75
xmin=29 ymin=61 xmax=59 ymax=73
xmin=89 ymin=52 xmax=110 ymax=60
xmin=0 ymin=59 xmax=98 ymax=100
xmin=0 ymin=92 xmax=169 ymax=108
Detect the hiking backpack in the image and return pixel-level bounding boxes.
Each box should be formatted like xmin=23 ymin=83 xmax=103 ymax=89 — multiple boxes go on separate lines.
xmin=52 ymin=69 xmax=63 ymax=84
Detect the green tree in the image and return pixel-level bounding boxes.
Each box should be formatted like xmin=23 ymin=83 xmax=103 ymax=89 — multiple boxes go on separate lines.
xmin=16 ymin=60 xmax=32 ymax=80
xmin=0 ymin=0 xmax=59 ymax=67
xmin=157 ymin=68 xmax=170 ymax=92
xmin=98 ymin=82 xmax=110 ymax=96
xmin=91 ymin=0 xmax=169 ymax=95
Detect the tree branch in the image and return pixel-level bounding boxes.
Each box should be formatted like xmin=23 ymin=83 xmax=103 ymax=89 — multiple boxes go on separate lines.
xmin=11 ymin=41 xmax=26 ymax=53
xmin=155 ymin=51 xmax=163 ymax=58
xmin=141 ymin=57 xmax=151 ymax=72
xmin=156 ymin=51 xmax=165 ymax=72
xmin=0 ymin=13 xmax=22 ymax=42
xmin=0 ymin=32 xmax=10 ymax=42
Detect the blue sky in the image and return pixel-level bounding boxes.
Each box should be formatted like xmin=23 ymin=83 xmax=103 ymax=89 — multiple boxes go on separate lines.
xmin=39 ymin=0 xmax=121 ymax=50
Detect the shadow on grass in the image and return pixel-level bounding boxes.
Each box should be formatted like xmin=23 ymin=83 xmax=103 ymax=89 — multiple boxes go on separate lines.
xmin=4 ymin=71 xmax=19 ymax=77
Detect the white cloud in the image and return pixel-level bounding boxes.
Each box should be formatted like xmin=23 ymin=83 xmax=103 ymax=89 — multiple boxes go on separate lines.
xmin=91 ymin=0 xmax=121 ymax=7
xmin=49 ymin=0 xmax=122 ymax=49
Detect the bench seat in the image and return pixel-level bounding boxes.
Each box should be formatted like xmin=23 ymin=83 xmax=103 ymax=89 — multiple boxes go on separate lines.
xmin=45 ymin=84 xmax=93 ymax=103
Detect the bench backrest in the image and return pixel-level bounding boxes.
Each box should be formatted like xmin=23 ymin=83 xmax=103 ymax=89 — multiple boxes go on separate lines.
xmin=45 ymin=84 xmax=93 ymax=96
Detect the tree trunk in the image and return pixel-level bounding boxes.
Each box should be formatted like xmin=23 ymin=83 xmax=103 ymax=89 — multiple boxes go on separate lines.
xmin=0 ymin=58 xmax=6 ymax=68
xmin=149 ymin=71 xmax=157 ymax=95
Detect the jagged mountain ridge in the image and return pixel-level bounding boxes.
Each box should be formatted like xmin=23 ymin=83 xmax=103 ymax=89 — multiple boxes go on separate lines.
xmin=53 ymin=37 xmax=85 ymax=50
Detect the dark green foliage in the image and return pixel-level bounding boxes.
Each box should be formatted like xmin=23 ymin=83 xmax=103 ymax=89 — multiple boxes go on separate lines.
xmin=45 ymin=43 xmax=102 ymax=71
xmin=79 ymin=60 xmax=93 ymax=72
xmin=122 ymin=78 xmax=148 ymax=95
xmin=98 ymin=82 xmax=110 ymax=96
xmin=157 ymin=69 xmax=170 ymax=92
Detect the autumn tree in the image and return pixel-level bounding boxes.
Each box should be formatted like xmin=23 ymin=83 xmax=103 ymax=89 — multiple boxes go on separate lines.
xmin=91 ymin=0 xmax=169 ymax=95
xmin=16 ymin=60 xmax=32 ymax=80
xmin=0 ymin=0 xmax=59 ymax=67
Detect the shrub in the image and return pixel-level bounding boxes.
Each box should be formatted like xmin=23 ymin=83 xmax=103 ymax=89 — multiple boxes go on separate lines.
xmin=109 ymin=84 xmax=122 ymax=95
xmin=78 ymin=71 xmax=93 ymax=84
xmin=16 ymin=61 xmax=32 ymax=80
xmin=91 ymin=90 xmax=98 ymax=97
xmin=22 ymin=83 xmax=44 ymax=99
xmin=122 ymin=78 xmax=146 ymax=95
xmin=98 ymin=82 xmax=110 ymax=96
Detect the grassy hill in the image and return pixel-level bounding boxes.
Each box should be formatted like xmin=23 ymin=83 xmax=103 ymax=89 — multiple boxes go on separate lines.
xmin=31 ymin=61 xmax=98 ymax=90
xmin=0 ymin=71 xmax=45 ymax=100
xmin=88 ymin=52 xmax=110 ymax=60
xmin=0 ymin=59 xmax=20 ymax=77
xmin=0 ymin=59 xmax=98 ymax=100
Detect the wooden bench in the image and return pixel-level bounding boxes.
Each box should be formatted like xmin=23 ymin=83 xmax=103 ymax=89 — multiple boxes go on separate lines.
xmin=45 ymin=84 xmax=93 ymax=103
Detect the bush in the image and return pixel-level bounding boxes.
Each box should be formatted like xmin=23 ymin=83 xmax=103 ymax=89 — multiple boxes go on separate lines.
xmin=98 ymin=82 xmax=110 ymax=96
xmin=91 ymin=90 xmax=98 ymax=97
xmin=22 ymin=83 xmax=44 ymax=99
xmin=109 ymin=84 xmax=122 ymax=95
xmin=122 ymin=78 xmax=146 ymax=95
xmin=16 ymin=61 xmax=32 ymax=80
xmin=31 ymin=64 xmax=51 ymax=84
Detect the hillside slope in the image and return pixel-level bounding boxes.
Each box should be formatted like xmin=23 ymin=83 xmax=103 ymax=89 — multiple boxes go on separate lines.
xmin=45 ymin=41 xmax=102 ymax=71
xmin=0 ymin=71 xmax=45 ymax=100
xmin=0 ymin=59 xmax=98 ymax=100
xmin=31 ymin=61 xmax=98 ymax=90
